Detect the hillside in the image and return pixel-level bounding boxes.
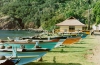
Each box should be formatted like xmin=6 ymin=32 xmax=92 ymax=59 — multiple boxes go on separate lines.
xmin=0 ymin=0 xmax=99 ymax=30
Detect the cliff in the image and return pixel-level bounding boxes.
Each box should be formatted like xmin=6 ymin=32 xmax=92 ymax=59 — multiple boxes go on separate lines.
xmin=0 ymin=16 xmax=24 ymax=30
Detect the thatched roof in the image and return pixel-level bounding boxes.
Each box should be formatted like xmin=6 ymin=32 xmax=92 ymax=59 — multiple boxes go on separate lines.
xmin=56 ymin=17 xmax=85 ymax=26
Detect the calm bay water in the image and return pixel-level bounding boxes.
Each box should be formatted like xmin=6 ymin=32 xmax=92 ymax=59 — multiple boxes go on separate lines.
xmin=0 ymin=30 xmax=37 ymax=39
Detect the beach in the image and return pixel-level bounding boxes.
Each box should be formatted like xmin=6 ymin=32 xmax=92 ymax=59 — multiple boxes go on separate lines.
xmin=87 ymin=34 xmax=100 ymax=65
xmin=24 ymin=34 xmax=100 ymax=65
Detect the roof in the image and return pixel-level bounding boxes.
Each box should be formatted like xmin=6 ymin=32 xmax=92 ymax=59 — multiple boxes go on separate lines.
xmin=56 ymin=17 xmax=85 ymax=26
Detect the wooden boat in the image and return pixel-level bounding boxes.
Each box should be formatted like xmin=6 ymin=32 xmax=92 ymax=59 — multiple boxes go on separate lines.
xmin=0 ymin=43 xmax=49 ymax=65
xmin=0 ymin=36 xmax=61 ymax=49
xmin=62 ymin=36 xmax=81 ymax=44
xmin=0 ymin=36 xmax=68 ymax=64
xmin=54 ymin=36 xmax=67 ymax=47
xmin=0 ymin=50 xmax=47 ymax=65
xmin=81 ymin=33 xmax=88 ymax=38
xmin=0 ymin=43 xmax=52 ymax=65
xmin=0 ymin=59 xmax=19 ymax=65
xmin=16 ymin=36 xmax=67 ymax=48
xmin=0 ymin=36 xmax=69 ymax=49
xmin=0 ymin=38 xmax=59 ymax=44
xmin=1 ymin=40 xmax=59 ymax=50
xmin=0 ymin=48 xmax=50 ymax=52
xmin=21 ymin=35 xmax=76 ymax=48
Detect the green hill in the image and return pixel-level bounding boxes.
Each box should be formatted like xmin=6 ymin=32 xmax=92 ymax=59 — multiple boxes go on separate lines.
xmin=0 ymin=0 xmax=99 ymax=30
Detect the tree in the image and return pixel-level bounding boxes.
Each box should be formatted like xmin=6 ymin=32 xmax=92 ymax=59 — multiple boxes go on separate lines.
xmin=93 ymin=1 xmax=100 ymax=25
xmin=0 ymin=0 xmax=97 ymax=30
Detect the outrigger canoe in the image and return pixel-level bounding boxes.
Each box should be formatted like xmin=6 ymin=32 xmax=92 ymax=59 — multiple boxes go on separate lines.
xmin=0 ymin=43 xmax=50 ymax=65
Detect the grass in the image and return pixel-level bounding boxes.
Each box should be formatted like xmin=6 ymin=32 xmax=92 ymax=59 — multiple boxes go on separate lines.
xmin=25 ymin=35 xmax=97 ymax=65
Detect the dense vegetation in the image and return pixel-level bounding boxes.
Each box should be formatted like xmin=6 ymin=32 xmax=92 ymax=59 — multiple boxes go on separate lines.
xmin=0 ymin=0 xmax=99 ymax=30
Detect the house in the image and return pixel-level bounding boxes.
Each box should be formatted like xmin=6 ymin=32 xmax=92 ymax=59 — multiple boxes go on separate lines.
xmin=92 ymin=24 xmax=100 ymax=31
xmin=56 ymin=17 xmax=86 ymax=33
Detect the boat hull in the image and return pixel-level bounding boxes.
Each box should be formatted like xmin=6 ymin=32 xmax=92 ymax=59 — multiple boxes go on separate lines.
xmin=3 ymin=42 xmax=58 ymax=49
xmin=62 ymin=37 xmax=81 ymax=44
xmin=0 ymin=51 xmax=47 ymax=65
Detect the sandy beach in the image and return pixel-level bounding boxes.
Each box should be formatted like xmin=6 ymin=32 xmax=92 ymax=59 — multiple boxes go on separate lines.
xmin=87 ymin=34 xmax=100 ymax=65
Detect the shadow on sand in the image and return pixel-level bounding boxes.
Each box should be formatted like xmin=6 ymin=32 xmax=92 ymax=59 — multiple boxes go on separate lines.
xmin=50 ymin=51 xmax=84 ymax=53
xmin=61 ymin=46 xmax=86 ymax=48
xmin=75 ymin=42 xmax=86 ymax=44
xmin=50 ymin=49 xmax=84 ymax=53
xmin=25 ymin=62 xmax=81 ymax=65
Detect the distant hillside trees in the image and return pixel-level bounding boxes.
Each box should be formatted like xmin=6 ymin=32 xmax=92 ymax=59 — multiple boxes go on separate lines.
xmin=0 ymin=0 xmax=99 ymax=30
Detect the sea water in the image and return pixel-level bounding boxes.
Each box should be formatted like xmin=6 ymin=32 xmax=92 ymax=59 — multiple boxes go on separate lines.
xmin=0 ymin=30 xmax=36 ymax=39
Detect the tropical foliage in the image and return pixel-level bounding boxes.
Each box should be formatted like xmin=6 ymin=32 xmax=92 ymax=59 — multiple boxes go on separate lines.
xmin=0 ymin=0 xmax=99 ymax=30
xmin=93 ymin=1 xmax=100 ymax=25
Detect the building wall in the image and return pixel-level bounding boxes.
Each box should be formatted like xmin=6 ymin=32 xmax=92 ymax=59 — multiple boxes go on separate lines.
xmin=60 ymin=26 xmax=69 ymax=32
xmin=75 ymin=26 xmax=83 ymax=32
xmin=92 ymin=25 xmax=96 ymax=30
xmin=92 ymin=24 xmax=100 ymax=31
xmin=98 ymin=25 xmax=100 ymax=30
xmin=59 ymin=26 xmax=83 ymax=32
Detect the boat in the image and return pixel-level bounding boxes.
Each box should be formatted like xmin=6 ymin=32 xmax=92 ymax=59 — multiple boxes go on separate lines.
xmin=62 ymin=35 xmax=81 ymax=44
xmin=80 ymin=33 xmax=88 ymax=38
xmin=19 ymin=36 xmax=68 ymax=48
xmin=0 ymin=42 xmax=50 ymax=56
xmin=0 ymin=54 xmax=20 ymax=65
xmin=56 ymin=33 xmax=88 ymax=46
xmin=1 ymin=35 xmax=69 ymax=49
xmin=0 ymin=36 xmax=61 ymax=50
xmin=0 ymin=52 xmax=47 ymax=65
xmin=0 ymin=47 xmax=48 ymax=65
xmin=0 ymin=41 xmax=51 ymax=65
xmin=0 ymin=32 xmax=87 ymax=48
xmin=0 ymin=36 xmax=68 ymax=65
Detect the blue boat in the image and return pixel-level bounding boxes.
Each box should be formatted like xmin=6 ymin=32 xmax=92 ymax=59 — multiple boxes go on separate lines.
xmin=0 ymin=46 xmax=48 ymax=65
xmin=19 ymin=36 xmax=68 ymax=48
xmin=0 ymin=39 xmax=59 ymax=65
